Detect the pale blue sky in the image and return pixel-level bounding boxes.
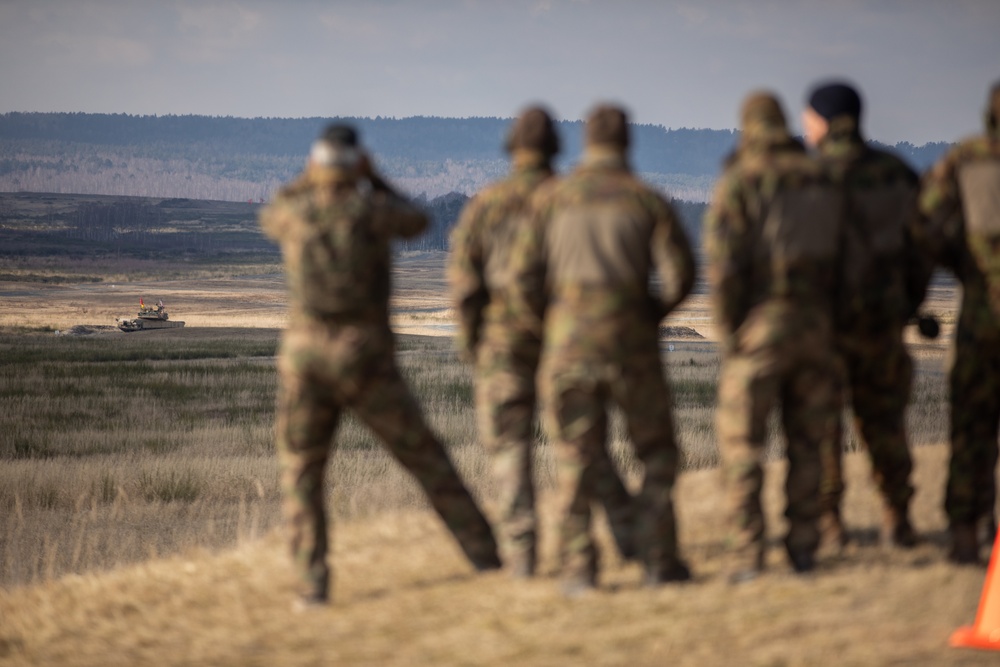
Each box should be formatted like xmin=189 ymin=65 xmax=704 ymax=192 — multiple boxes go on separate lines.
xmin=0 ymin=0 xmax=997 ymax=143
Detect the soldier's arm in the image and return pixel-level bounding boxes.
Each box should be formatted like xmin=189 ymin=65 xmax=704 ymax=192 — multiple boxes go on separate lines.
xmin=918 ymin=150 xmax=965 ymax=273
xmin=507 ymin=196 xmax=550 ymax=338
xmin=704 ymin=173 xmax=753 ymax=341
xmin=903 ymin=186 xmax=935 ymax=319
xmin=362 ymin=155 xmax=429 ymax=239
xmin=258 ymin=194 xmax=300 ymax=244
xmin=447 ymin=198 xmax=489 ymax=361
xmin=650 ymin=196 xmax=697 ymax=319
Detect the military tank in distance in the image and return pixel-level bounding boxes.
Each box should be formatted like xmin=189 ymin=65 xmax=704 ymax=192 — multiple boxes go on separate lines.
xmin=117 ymin=298 xmax=185 ymax=332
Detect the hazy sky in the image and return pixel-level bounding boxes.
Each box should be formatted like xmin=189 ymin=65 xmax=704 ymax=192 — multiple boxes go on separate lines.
xmin=1 ymin=0 xmax=997 ymax=144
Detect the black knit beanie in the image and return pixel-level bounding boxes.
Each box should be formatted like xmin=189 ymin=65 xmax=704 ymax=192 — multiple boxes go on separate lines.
xmin=808 ymin=82 xmax=862 ymax=121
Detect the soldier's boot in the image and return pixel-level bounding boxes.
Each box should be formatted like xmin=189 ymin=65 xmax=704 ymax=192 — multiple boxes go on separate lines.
xmin=948 ymin=522 xmax=981 ymax=565
xmin=881 ymin=504 xmax=918 ymax=549
xmin=785 ymin=519 xmax=819 ymax=575
xmin=467 ymin=547 xmax=503 ymax=572
xmin=559 ymin=547 xmax=598 ymax=599
xmin=786 ymin=545 xmax=816 ymax=574
xmin=727 ymin=542 xmax=766 ymax=585
xmin=644 ymin=558 xmax=692 ymax=587
xmin=292 ymin=590 xmax=329 ymax=612
xmin=817 ymin=509 xmax=848 ymax=556
xmin=505 ymin=540 xmax=537 ymax=579
xmin=432 ymin=494 xmax=502 ymax=572
xmin=293 ymin=570 xmax=330 ymax=610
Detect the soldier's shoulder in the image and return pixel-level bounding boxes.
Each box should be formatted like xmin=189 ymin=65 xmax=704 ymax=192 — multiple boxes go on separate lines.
xmin=475 ymin=177 xmax=515 ymax=203
xmin=625 ymin=176 xmax=675 ymax=213
xmin=266 ymin=182 xmax=313 ymax=217
xmin=728 ymin=146 xmax=819 ymax=184
xmin=950 ymin=134 xmax=1000 ymax=162
xmin=527 ymin=174 xmax=563 ymax=205
xmin=923 ymin=136 xmax=992 ymax=181
xmin=850 ymin=145 xmax=919 ymax=185
xmin=275 ymin=172 xmax=315 ymax=200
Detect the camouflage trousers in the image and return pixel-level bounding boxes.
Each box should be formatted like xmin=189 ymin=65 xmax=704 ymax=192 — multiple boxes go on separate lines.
xmin=717 ymin=322 xmax=840 ymax=570
xmin=475 ymin=340 xmax=635 ymax=571
xmin=276 ymin=322 xmax=498 ymax=600
xmin=946 ymin=323 xmax=1000 ymax=526
xmin=821 ymin=327 xmax=915 ymax=515
xmin=541 ymin=349 xmax=680 ymax=581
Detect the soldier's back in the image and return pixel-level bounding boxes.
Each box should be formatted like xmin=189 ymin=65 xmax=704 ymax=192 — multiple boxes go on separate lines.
xmin=823 ymin=137 xmax=920 ymax=331
xmin=721 ymin=141 xmax=841 ymax=334
xmin=263 ymin=169 xmax=427 ymax=328
xmin=535 ymin=154 xmax=688 ymax=362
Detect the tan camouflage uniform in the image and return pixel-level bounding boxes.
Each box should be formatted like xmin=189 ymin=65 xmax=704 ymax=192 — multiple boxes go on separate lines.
xmin=705 ymin=94 xmax=844 ymax=578
xmin=448 ymin=109 xmax=636 ymax=576
xmin=510 ymin=106 xmax=696 ymax=591
xmin=919 ymin=83 xmax=1000 ymax=563
xmin=261 ymin=127 xmax=499 ymax=602
xmin=817 ymin=114 xmax=930 ymax=548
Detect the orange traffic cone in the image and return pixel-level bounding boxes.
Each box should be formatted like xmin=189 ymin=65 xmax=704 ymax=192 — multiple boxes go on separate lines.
xmin=950 ymin=530 xmax=1000 ymax=650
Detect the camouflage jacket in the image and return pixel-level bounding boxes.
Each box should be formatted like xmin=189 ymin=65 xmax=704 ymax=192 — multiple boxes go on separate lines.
xmin=509 ymin=148 xmax=696 ymax=360
xmin=819 ymin=119 xmax=930 ymax=333
xmin=259 ymin=165 xmax=428 ymax=328
xmin=919 ymin=131 xmax=1000 ymax=337
xmin=704 ymin=133 xmax=843 ymax=349
xmin=447 ymin=153 xmax=554 ymax=360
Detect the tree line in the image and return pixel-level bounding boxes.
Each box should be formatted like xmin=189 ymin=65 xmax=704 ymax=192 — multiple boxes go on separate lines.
xmin=0 ymin=112 xmax=951 ymax=186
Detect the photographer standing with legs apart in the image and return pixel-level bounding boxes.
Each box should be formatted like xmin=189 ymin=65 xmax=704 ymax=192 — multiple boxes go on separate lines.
xmin=260 ymin=124 xmax=500 ymax=607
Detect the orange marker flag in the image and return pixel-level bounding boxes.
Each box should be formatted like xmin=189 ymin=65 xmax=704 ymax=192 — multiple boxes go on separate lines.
xmin=951 ymin=531 xmax=1000 ymax=651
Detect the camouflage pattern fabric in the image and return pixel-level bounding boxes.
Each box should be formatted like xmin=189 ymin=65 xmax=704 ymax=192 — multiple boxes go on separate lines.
xmin=919 ymin=129 xmax=1000 ymax=528
xmin=261 ymin=164 xmax=499 ymax=601
xmin=448 ymin=152 xmax=635 ymax=572
xmin=705 ymin=108 xmax=843 ymax=573
xmin=510 ymin=147 xmax=696 ymax=583
xmin=817 ymin=118 xmax=927 ymax=522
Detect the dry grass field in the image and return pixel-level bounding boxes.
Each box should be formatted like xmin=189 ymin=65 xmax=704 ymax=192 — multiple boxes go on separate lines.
xmin=1 ymin=249 xmax=997 ymax=666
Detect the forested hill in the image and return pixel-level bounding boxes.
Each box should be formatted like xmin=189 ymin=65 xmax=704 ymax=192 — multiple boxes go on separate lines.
xmin=0 ymin=112 xmax=951 ymax=203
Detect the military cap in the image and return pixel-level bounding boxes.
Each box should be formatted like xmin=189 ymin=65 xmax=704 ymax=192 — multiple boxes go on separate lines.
xmin=311 ymin=123 xmax=361 ymax=168
xmin=740 ymin=91 xmax=787 ymax=130
xmin=808 ymin=81 xmax=862 ymax=121
xmin=505 ymin=106 xmax=560 ymax=157
xmin=585 ymin=104 xmax=630 ymax=149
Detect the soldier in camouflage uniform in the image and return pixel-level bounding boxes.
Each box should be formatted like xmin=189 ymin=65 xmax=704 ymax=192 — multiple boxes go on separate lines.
xmin=705 ymin=93 xmax=844 ymax=580
xmin=448 ymin=107 xmax=636 ymax=576
xmin=260 ymin=124 xmax=500 ymax=605
xmin=510 ymin=105 xmax=696 ymax=593
xmin=802 ymin=82 xmax=931 ymax=550
xmin=919 ymin=82 xmax=1000 ymax=564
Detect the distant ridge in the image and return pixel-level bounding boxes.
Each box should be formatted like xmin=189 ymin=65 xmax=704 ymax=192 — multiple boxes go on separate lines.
xmin=0 ymin=112 xmax=950 ymax=202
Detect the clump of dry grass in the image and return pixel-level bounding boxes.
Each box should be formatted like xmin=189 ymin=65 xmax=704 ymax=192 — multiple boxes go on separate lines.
xmin=1 ymin=446 xmax=994 ymax=667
